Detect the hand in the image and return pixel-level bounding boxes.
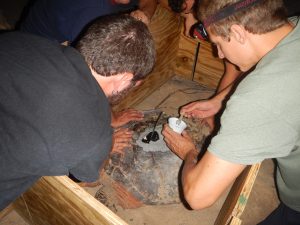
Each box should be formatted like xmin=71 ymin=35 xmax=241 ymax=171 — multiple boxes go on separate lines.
xmin=162 ymin=124 xmax=197 ymax=160
xmin=202 ymin=116 xmax=215 ymax=132
xmin=180 ymin=98 xmax=221 ymax=119
xmin=181 ymin=12 xmax=197 ymax=37
xmin=111 ymin=108 xmax=144 ymax=128
xmin=130 ymin=10 xmax=150 ymax=25
xmin=111 ymin=128 xmax=133 ymax=155
xmin=61 ymin=40 xmax=70 ymax=46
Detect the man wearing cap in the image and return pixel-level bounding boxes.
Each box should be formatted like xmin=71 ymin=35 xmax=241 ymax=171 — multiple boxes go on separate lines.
xmin=162 ymin=0 xmax=300 ymax=223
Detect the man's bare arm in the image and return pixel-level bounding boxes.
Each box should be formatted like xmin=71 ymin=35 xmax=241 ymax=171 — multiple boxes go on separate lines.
xmin=216 ymin=60 xmax=242 ymax=93
xmin=162 ymin=125 xmax=246 ymax=209
xmin=182 ymin=150 xmax=246 ymax=209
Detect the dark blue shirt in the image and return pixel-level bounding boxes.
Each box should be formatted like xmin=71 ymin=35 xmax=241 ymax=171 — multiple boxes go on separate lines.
xmin=20 ymin=0 xmax=138 ymax=43
xmin=0 ymin=31 xmax=112 ymax=210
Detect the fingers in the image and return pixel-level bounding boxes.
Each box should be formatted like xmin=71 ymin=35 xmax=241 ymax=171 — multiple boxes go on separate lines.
xmin=180 ymin=101 xmax=215 ymax=119
xmin=202 ymin=117 xmax=215 ymax=132
xmin=130 ymin=10 xmax=150 ymax=25
xmin=114 ymin=127 xmax=133 ymax=137
xmin=180 ymin=102 xmax=200 ymax=117
xmin=121 ymin=109 xmax=144 ymax=119
xmin=162 ymin=124 xmax=175 ymax=138
xmin=182 ymin=131 xmax=195 ymax=144
xmin=112 ymin=128 xmax=133 ymax=154
xmin=112 ymin=109 xmax=144 ymax=128
xmin=162 ymin=125 xmax=174 ymax=147
xmin=126 ymin=111 xmax=144 ymax=121
xmin=162 ymin=123 xmax=197 ymax=160
xmin=112 ymin=142 xmax=132 ymax=155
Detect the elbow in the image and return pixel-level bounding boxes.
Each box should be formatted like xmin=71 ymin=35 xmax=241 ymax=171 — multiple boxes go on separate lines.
xmin=184 ymin=186 xmax=218 ymax=210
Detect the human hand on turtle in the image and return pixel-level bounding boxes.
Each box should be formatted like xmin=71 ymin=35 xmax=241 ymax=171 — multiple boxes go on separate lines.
xmin=180 ymin=98 xmax=221 ymax=120
xmin=111 ymin=108 xmax=144 ymax=128
xmin=162 ymin=124 xmax=196 ymax=160
xmin=111 ymin=128 xmax=133 ymax=155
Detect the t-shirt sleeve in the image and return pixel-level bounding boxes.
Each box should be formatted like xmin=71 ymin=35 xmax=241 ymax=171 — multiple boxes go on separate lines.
xmin=208 ymin=96 xmax=297 ymax=165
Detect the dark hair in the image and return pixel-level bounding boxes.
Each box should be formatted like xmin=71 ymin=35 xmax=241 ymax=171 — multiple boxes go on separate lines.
xmin=199 ymin=0 xmax=287 ymax=40
xmin=75 ymin=14 xmax=156 ymax=81
xmin=168 ymin=0 xmax=186 ymax=13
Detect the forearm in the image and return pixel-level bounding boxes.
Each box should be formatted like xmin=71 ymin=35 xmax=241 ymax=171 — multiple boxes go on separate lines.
xmin=181 ymin=151 xmax=246 ymax=210
xmin=217 ymin=61 xmax=242 ymax=93
xmin=182 ymin=149 xmax=199 ymax=173
xmin=181 ymin=151 xmax=220 ymax=210
xmin=181 ymin=149 xmax=211 ymax=209
xmin=214 ymin=84 xmax=233 ymax=103
xmin=211 ymin=61 xmax=242 ymax=106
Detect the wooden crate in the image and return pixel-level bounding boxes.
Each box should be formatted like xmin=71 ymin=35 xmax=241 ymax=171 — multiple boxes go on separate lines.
xmin=13 ymin=176 xmax=126 ymax=225
xmin=11 ymin=4 xmax=259 ymax=225
xmin=12 ymin=164 xmax=261 ymax=225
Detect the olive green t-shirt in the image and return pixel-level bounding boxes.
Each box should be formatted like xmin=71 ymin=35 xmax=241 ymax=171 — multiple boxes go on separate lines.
xmin=209 ymin=18 xmax=300 ymax=211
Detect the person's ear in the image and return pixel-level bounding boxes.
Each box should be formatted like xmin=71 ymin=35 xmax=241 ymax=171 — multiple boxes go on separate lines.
xmin=118 ymin=72 xmax=134 ymax=89
xmin=230 ymin=24 xmax=246 ymax=44
xmin=134 ymin=80 xmax=143 ymax=87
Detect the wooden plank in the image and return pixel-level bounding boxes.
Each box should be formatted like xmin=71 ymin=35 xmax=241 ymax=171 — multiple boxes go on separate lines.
xmin=214 ymin=163 xmax=261 ymax=225
xmin=114 ymin=4 xmax=181 ymax=111
xmin=194 ymin=40 xmax=225 ymax=89
xmin=174 ymin=25 xmax=224 ymax=89
xmin=13 ymin=176 xmax=128 ymax=225
xmin=229 ymin=216 xmax=242 ymax=225
xmin=173 ymin=25 xmax=198 ymax=81
xmin=0 ymin=203 xmax=14 ymax=220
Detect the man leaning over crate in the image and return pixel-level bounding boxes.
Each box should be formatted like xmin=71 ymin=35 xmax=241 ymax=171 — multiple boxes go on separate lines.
xmin=162 ymin=0 xmax=300 ymax=224
xmin=0 ymin=14 xmax=155 ymax=211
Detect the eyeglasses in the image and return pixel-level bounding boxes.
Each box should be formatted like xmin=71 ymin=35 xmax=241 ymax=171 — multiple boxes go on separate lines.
xmin=192 ymin=21 xmax=209 ymax=41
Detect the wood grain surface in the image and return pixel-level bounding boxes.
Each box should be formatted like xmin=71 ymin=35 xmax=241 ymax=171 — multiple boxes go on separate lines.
xmin=174 ymin=24 xmax=225 ymax=89
xmin=13 ymin=176 xmax=127 ymax=225
xmin=214 ymin=163 xmax=261 ymax=225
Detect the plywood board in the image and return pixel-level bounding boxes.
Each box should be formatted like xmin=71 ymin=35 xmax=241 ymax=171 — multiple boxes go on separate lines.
xmin=194 ymin=40 xmax=225 ymax=88
xmin=0 ymin=203 xmax=13 ymax=220
xmin=214 ymin=163 xmax=261 ymax=225
xmin=13 ymin=176 xmax=127 ymax=225
xmin=174 ymin=25 xmax=224 ymax=89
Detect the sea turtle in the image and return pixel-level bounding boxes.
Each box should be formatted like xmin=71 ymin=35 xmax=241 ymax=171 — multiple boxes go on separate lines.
xmin=95 ymin=111 xmax=210 ymax=209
